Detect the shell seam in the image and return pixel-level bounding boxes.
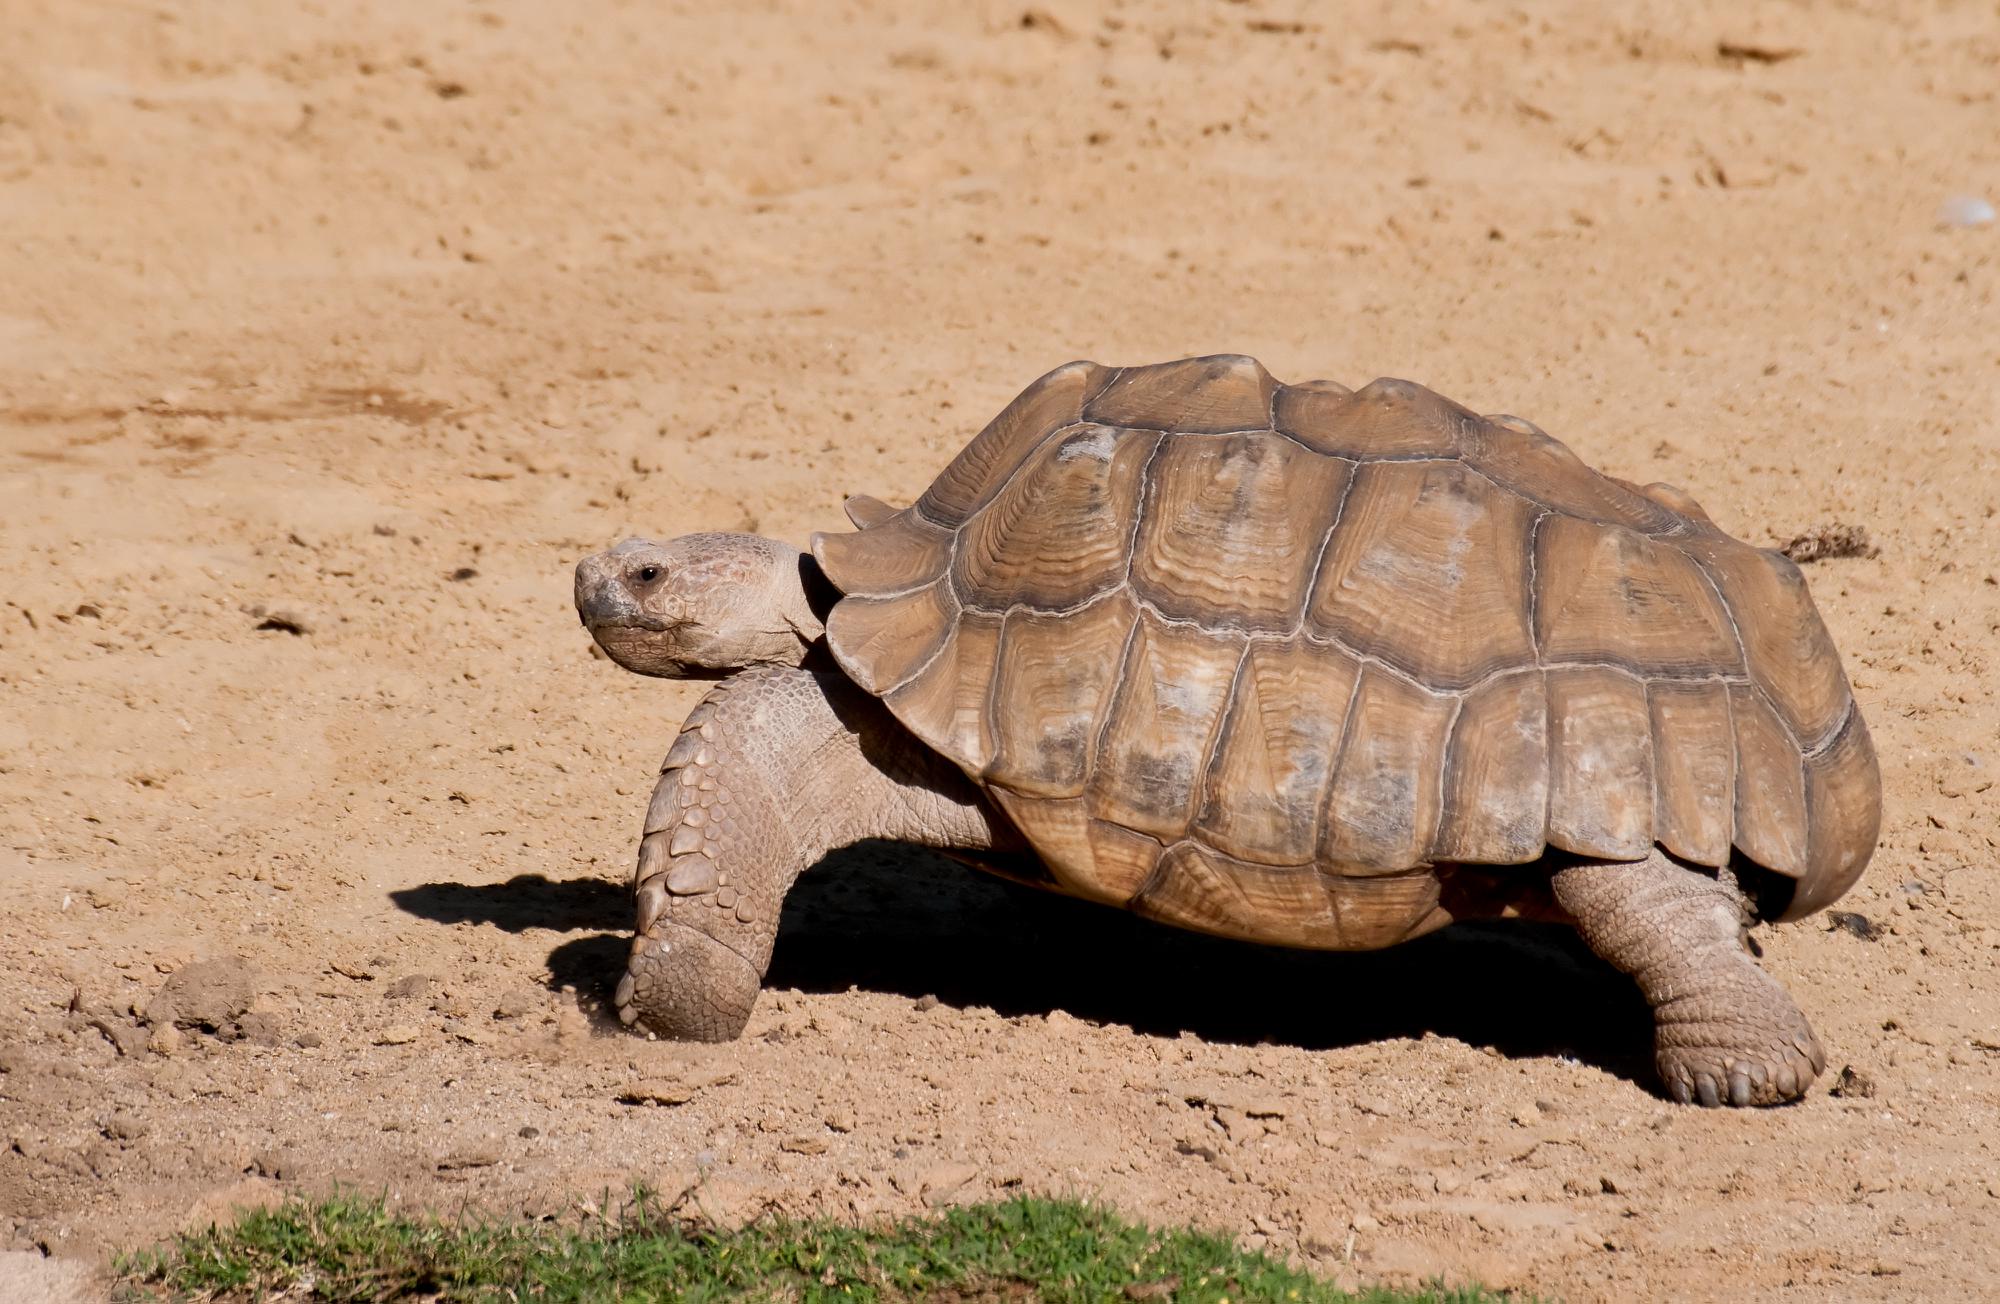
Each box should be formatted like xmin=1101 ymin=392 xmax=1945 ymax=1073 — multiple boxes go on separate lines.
xmin=1309 ymin=657 xmax=1371 ymax=863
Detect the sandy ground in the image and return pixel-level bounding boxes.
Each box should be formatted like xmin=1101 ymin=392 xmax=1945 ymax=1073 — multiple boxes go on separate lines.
xmin=2 ymin=1 xmax=1998 ymax=1299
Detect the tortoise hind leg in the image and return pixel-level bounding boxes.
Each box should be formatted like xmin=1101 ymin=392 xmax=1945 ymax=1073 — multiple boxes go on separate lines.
xmin=1551 ymin=851 xmax=1826 ymax=1106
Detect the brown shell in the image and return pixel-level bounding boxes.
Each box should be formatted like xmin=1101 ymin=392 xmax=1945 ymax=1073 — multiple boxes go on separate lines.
xmin=812 ymin=356 xmax=1879 ymax=944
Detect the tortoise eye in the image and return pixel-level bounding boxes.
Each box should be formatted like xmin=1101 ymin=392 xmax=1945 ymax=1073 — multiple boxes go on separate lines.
xmin=636 ymin=566 xmax=661 ymax=584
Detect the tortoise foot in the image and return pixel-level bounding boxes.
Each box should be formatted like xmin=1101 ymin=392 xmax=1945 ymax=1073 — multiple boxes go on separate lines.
xmin=1656 ymin=1024 xmax=1826 ymax=1107
xmin=616 ymin=922 xmax=759 ymax=1042
xmin=1552 ymin=852 xmax=1832 ymax=1108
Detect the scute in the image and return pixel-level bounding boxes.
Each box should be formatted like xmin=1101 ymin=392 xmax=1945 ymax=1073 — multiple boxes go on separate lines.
xmin=884 ymin=612 xmax=1001 ymax=774
xmin=1131 ymin=431 xmax=1352 ymax=632
xmin=983 ymin=592 xmax=1135 ymax=798
xmin=1434 ymin=671 xmax=1548 ymax=864
xmin=953 ymin=425 xmax=1156 ymax=612
xmin=821 ymin=580 xmax=955 ymax=696
xmin=1088 ymin=612 xmax=1243 ymax=841
xmin=1277 ymin=376 xmax=1469 ymax=459
xmin=1793 ymin=709 xmax=1880 ymax=920
xmin=1194 ymin=639 xmax=1361 ymax=866
xmin=1131 ymin=843 xmax=1451 ymax=950
xmin=1545 ymin=666 xmax=1655 ymax=859
xmin=1316 ymin=667 xmax=1456 ymax=872
xmin=916 ymin=359 xmax=1116 ymax=528
xmin=811 ymin=509 xmax=953 ymax=598
xmin=816 ymin=357 xmax=1879 ymax=935
xmin=1467 ymin=419 xmax=1685 ymax=534
xmin=1533 ymin=513 xmax=1740 ymax=675
xmin=1680 ymin=536 xmax=1853 ymax=748
xmin=1306 ymin=459 xmax=1538 ymax=690
xmin=1082 ymin=354 xmax=1277 ymax=433
xmin=1647 ymin=679 xmax=1736 ymax=867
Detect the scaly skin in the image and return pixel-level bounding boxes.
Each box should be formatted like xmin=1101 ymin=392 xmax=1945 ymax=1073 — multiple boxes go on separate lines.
xmin=615 ymin=666 xmax=1011 ymax=1039
xmin=1552 ymin=853 xmax=1826 ymax=1106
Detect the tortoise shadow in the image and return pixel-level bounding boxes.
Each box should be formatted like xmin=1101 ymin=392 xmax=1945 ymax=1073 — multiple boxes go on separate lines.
xmin=446 ymin=840 xmax=1656 ymax=1089
xmin=764 ymin=840 xmax=1654 ymax=1085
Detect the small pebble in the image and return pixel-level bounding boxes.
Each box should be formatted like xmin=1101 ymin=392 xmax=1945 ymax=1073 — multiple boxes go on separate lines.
xmin=375 ymin=1024 xmax=419 ymax=1045
xmin=1937 ymin=195 xmax=1996 ymax=228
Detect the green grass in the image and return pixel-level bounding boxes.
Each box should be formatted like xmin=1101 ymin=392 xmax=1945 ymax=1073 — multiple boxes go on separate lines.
xmin=119 ymin=1191 xmax=1514 ymax=1303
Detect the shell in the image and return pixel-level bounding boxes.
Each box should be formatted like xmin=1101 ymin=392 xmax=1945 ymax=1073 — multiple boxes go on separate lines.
xmin=813 ymin=356 xmax=1878 ymax=941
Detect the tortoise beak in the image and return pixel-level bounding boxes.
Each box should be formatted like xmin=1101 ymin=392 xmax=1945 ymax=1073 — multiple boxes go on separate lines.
xmin=574 ymin=551 xmax=665 ymax=631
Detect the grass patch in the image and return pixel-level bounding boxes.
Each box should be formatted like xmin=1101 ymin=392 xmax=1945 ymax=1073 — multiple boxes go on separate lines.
xmin=120 ymin=1191 xmax=1512 ymax=1303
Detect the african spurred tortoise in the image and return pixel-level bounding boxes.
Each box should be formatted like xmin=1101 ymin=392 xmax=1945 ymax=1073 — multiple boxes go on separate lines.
xmin=574 ymin=355 xmax=1880 ymax=1106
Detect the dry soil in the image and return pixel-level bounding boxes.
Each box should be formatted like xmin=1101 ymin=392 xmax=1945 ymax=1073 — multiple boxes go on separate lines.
xmin=2 ymin=2 xmax=1998 ymax=1300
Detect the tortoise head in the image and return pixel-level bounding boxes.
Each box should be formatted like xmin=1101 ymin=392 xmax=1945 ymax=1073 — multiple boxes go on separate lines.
xmin=574 ymin=532 xmax=825 ymax=678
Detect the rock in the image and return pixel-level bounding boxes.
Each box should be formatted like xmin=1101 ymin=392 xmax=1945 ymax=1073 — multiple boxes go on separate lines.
xmin=617 ymin=1080 xmax=695 ymax=1106
xmin=492 ymin=990 xmax=537 ymax=1020
xmin=252 ymin=1150 xmax=305 ymax=1181
xmin=913 ymin=994 xmax=939 ymax=1012
xmin=385 ymin=975 xmax=433 ymax=1001
xmin=146 ymin=1023 xmax=184 ymax=1057
xmin=780 ymin=1134 xmax=829 ymax=1155
xmin=375 ymin=1024 xmax=420 ymax=1046
xmin=149 ymin=958 xmax=256 ymax=1032
xmin=824 ymin=1109 xmax=857 ymax=1133
xmin=100 ymin=1112 xmax=147 ymax=1141
xmin=1829 ymin=1065 xmax=1877 ymax=1099
xmin=1938 ymin=195 xmax=1997 ymax=229
xmin=236 ymin=1012 xmax=285 ymax=1047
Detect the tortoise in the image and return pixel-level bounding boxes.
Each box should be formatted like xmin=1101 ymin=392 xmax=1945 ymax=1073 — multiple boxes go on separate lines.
xmin=574 ymin=355 xmax=1880 ymax=1107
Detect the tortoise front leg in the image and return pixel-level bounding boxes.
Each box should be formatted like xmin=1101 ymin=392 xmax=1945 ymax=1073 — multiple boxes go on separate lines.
xmin=615 ymin=666 xmax=1008 ymax=1040
xmin=1551 ymin=851 xmax=1826 ymax=1106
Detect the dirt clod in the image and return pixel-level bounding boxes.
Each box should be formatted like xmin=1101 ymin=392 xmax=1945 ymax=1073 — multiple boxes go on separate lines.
xmin=147 ymin=958 xmax=256 ymax=1033
xmin=617 ymin=1080 xmax=696 ymax=1107
xmin=1779 ymin=523 xmax=1879 ymax=563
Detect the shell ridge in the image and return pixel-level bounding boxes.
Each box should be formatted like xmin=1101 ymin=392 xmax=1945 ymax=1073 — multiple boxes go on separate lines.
xmin=1085 ymin=365 xmax=1127 ymax=408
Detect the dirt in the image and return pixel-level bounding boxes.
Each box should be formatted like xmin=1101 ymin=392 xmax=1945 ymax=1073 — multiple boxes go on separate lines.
xmin=2 ymin=1 xmax=1997 ymax=1300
